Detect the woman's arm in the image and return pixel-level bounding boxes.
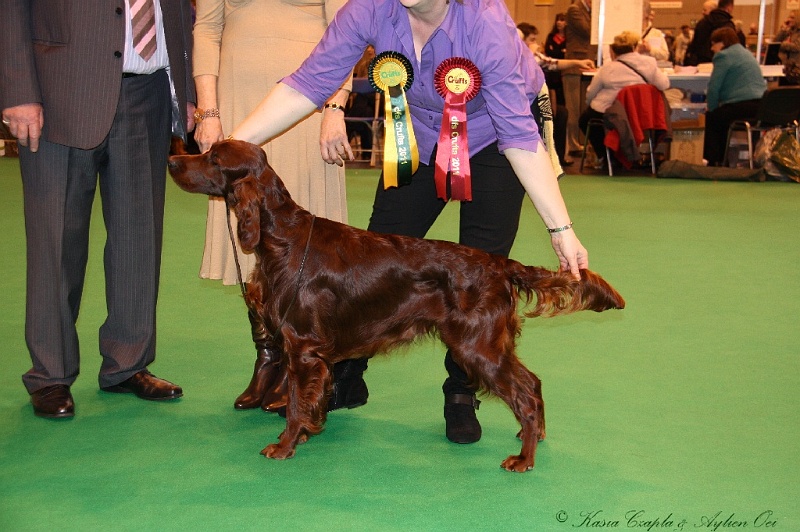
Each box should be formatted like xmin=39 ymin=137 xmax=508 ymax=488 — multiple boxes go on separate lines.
xmin=705 ymin=60 xmax=725 ymax=111
xmin=193 ymin=74 xmax=223 ymax=152
xmin=192 ymin=0 xmax=225 ymax=152
xmin=504 ymin=145 xmax=588 ymax=278
xmin=585 ymin=70 xmax=603 ymax=104
xmin=648 ymin=64 xmax=671 ymax=91
xmin=318 ymin=0 xmax=356 ymax=166
xmin=231 ymin=82 xmax=319 ymax=145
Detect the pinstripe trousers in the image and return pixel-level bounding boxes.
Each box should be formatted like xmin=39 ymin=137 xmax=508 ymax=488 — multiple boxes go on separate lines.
xmin=19 ymin=70 xmax=172 ymax=393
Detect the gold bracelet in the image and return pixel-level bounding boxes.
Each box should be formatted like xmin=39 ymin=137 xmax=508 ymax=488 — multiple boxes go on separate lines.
xmin=547 ymin=222 xmax=573 ymax=234
xmin=324 ymin=102 xmax=345 ymax=112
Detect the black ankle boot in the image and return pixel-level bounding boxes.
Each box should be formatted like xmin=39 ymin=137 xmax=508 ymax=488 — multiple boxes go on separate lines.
xmin=444 ymin=393 xmax=482 ymax=444
xmin=276 ymin=359 xmax=368 ymax=418
xmin=328 ymin=359 xmax=369 ymax=411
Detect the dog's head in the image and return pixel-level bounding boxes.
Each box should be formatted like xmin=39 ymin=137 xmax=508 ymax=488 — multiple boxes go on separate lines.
xmin=167 ymin=139 xmax=268 ymax=199
xmin=168 ymin=139 xmax=296 ymax=252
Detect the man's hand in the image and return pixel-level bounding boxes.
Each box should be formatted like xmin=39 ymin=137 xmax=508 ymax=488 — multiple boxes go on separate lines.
xmin=2 ymin=103 xmax=44 ymax=152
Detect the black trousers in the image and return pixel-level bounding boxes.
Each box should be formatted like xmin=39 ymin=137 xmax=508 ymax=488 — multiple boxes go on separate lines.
xmin=365 ymin=142 xmax=527 ymax=395
xmin=703 ymin=99 xmax=761 ymax=166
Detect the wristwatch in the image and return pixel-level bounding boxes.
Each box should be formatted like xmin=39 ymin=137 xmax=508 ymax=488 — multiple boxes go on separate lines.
xmin=193 ymin=108 xmax=220 ymax=122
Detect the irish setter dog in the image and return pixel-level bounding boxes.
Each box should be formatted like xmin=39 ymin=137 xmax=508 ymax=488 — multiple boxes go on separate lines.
xmin=168 ymin=139 xmax=625 ymax=472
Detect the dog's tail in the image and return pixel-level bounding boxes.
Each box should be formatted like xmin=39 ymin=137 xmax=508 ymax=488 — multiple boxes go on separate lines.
xmin=505 ymin=262 xmax=626 ymax=318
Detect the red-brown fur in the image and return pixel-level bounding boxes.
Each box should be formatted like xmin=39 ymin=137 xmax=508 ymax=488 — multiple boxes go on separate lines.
xmin=168 ymin=140 xmax=625 ymax=472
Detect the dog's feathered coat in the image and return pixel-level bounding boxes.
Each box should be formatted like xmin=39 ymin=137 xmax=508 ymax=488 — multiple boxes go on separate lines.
xmin=168 ymin=140 xmax=625 ymax=472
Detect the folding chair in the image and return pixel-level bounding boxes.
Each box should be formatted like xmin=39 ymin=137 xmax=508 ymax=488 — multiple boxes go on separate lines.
xmin=581 ymin=84 xmax=670 ymax=176
xmin=722 ymin=87 xmax=800 ymax=169
xmin=580 ymin=119 xmax=613 ymax=175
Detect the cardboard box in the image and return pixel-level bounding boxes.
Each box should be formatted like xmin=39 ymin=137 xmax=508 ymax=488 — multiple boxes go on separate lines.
xmin=671 ymin=128 xmax=705 ymax=165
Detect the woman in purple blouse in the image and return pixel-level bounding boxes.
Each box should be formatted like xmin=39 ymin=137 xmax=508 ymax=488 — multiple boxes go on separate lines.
xmin=232 ymin=0 xmax=589 ymax=445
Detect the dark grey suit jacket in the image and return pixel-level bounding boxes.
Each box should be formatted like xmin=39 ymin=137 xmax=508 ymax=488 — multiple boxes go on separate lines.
xmin=0 ymin=0 xmax=196 ymax=149
xmin=565 ymin=1 xmax=592 ymax=60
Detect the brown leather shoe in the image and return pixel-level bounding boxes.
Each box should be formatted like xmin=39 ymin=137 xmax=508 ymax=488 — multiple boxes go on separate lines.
xmin=260 ymin=373 xmax=287 ymax=412
xmin=31 ymin=385 xmax=75 ymax=419
xmin=101 ymin=370 xmax=182 ymax=400
xmin=234 ymin=347 xmax=282 ymax=410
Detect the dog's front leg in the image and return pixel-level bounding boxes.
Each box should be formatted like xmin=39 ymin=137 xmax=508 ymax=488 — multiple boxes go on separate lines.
xmin=261 ymin=352 xmax=330 ymax=460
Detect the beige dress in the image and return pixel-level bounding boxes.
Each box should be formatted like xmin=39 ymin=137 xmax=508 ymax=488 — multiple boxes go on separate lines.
xmin=193 ymin=0 xmax=348 ymax=285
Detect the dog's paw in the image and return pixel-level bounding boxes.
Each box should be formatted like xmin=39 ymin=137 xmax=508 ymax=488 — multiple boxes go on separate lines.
xmin=260 ymin=443 xmax=296 ymax=460
xmin=501 ymin=454 xmax=534 ymax=473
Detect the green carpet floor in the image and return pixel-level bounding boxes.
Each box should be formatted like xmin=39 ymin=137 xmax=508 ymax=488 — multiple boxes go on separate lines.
xmin=0 ymin=156 xmax=798 ymax=531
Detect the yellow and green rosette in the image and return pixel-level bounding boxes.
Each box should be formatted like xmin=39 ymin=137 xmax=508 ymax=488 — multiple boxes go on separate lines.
xmin=369 ymin=51 xmax=419 ymax=188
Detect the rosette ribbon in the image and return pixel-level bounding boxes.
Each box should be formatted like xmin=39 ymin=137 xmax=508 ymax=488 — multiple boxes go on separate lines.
xmin=368 ymin=52 xmax=419 ymax=188
xmin=433 ymin=58 xmax=481 ymax=201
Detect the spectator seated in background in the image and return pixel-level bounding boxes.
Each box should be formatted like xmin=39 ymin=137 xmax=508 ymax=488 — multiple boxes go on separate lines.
xmin=579 ymin=31 xmax=669 ymax=167
xmin=703 ymin=27 xmax=766 ymax=166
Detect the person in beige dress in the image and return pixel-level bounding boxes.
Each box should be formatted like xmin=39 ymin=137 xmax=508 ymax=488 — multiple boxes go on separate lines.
xmin=193 ymin=0 xmax=359 ymax=412
xmin=193 ymin=0 xmax=350 ymax=286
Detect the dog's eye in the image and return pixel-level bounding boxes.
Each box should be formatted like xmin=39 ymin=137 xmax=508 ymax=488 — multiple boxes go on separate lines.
xmin=209 ymin=152 xmax=219 ymax=165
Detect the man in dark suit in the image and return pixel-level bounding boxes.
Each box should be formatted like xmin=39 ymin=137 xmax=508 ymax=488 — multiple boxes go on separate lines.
xmin=0 ymin=0 xmax=197 ymax=418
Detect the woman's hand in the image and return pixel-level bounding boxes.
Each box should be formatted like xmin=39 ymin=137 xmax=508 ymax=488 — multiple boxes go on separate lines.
xmin=503 ymin=146 xmax=589 ymax=280
xmin=194 ymin=117 xmax=224 ymax=153
xmin=320 ymin=105 xmax=353 ymax=166
xmin=550 ymin=229 xmax=589 ymax=279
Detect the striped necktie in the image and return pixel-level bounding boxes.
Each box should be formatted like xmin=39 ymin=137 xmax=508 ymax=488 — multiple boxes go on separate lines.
xmin=131 ymin=0 xmax=156 ymax=61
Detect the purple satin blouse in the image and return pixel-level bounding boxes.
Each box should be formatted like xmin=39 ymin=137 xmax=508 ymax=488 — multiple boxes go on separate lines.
xmin=283 ymin=0 xmax=545 ymax=163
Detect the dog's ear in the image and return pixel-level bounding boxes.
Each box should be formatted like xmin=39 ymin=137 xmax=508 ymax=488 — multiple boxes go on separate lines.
xmin=213 ymin=140 xmax=268 ymax=190
xmin=260 ymin=164 xmax=294 ymax=211
xmin=232 ymin=177 xmax=261 ymax=252
xmin=169 ymin=136 xmax=188 ymax=156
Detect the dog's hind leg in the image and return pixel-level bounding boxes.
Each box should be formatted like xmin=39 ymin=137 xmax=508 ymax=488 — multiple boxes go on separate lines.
xmin=261 ymin=352 xmax=330 ymax=460
xmin=493 ymin=359 xmax=545 ymax=473
xmin=499 ymin=364 xmax=545 ymax=472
